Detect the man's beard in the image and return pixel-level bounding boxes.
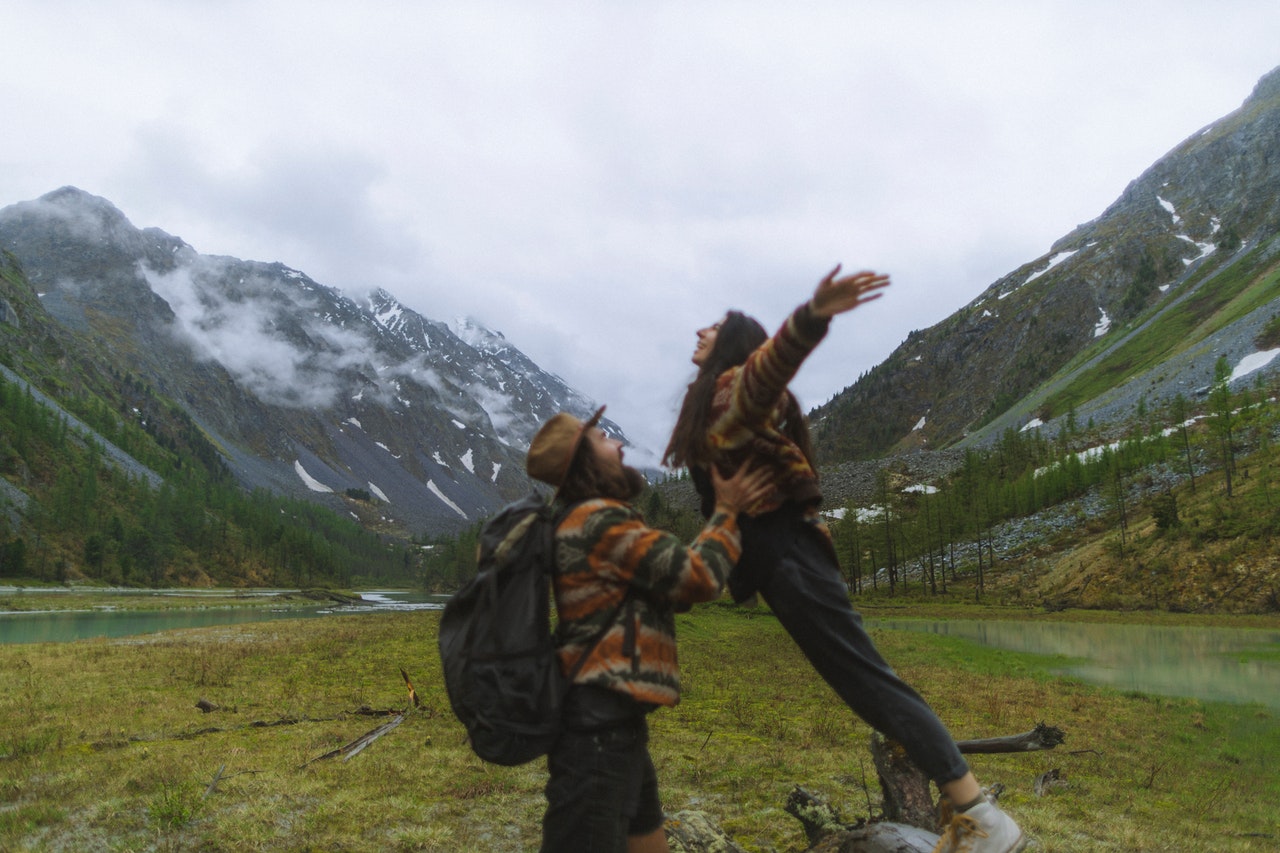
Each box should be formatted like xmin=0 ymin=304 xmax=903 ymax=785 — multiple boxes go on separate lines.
xmin=607 ymin=465 xmax=648 ymax=502
xmin=558 ymin=455 xmax=649 ymax=505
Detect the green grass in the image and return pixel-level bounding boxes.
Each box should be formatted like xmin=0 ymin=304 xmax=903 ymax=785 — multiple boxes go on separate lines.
xmin=0 ymin=605 xmax=1276 ymax=851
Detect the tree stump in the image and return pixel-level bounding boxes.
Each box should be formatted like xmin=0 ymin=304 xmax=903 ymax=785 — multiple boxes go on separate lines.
xmin=870 ymin=732 xmax=937 ymax=831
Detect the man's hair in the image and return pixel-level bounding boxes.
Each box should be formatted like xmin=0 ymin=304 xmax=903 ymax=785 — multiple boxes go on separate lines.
xmin=663 ymin=310 xmax=813 ymax=472
xmin=557 ymin=437 xmax=646 ymax=504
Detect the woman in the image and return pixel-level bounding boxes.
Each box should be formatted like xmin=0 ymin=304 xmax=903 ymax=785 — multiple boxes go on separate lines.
xmin=527 ymin=406 xmax=770 ymax=853
xmin=664 ymin=266 xmax=1027 ymax=853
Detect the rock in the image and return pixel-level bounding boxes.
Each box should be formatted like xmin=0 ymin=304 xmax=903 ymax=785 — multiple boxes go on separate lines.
xmin=665 ymin=810 xmax=750 ymax=853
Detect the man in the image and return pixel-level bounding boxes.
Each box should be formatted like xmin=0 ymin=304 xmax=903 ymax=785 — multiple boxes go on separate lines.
xmin=526 ymin=406 xmax=768 ymax=853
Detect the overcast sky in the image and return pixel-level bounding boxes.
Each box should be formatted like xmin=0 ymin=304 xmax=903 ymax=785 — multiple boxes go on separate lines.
xmin=3 ymin=2 xmax=1278 ymax=464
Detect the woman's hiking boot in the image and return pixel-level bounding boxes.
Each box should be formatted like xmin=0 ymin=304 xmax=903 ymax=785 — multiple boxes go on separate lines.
xmin=932 ymin=797 xmax=1028 ymax=853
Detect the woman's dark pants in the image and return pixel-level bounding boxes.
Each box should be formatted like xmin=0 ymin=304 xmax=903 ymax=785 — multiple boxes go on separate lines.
xmin=738 ymin=508 xmax=971 ymax=786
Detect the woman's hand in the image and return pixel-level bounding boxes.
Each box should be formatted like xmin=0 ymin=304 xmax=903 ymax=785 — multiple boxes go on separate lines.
xmin=711 ymin=461 xmax=773 ymax=515
xmin=809 ymin=264 xmax=890 ymax=319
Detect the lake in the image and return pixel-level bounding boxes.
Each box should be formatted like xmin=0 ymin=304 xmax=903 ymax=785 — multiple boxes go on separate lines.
xmin=0 ymin=588 xmax=446 ymax=645
xmin=873 ymin=617 xmax=1280 ymax=711
xmin=3 ymin=589 xmax=1277 ymax=711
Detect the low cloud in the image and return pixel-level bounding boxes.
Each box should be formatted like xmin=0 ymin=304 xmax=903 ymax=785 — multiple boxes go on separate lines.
xmin=142 ymin=261 xmax=378 ymax=409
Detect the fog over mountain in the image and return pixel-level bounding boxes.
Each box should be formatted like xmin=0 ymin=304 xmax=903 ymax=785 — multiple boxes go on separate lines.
xmin=0 ymin=188 xmax=625 ymax=535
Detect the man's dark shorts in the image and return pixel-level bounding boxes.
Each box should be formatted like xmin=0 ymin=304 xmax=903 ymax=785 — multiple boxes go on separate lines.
xmin=541 ymin=687 xmax=662 ymax=852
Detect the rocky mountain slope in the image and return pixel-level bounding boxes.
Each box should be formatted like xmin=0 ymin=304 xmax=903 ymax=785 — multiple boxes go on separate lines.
xmin=6 ymin=67 xmax=1280 ymax=544
xmin=0 ymin=188 xmax=623 ymax=535
xmin=812 ymin=65 xmax=1280 ymax=464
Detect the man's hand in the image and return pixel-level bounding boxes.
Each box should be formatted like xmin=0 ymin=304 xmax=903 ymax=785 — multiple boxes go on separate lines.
xmin=809 ymin=264 xmax=890 ymax=319
xmin=712 ymin=461 xmax=773 ymax=515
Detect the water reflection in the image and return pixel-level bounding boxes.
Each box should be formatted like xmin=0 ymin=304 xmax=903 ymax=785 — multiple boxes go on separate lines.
xmin=873 ymin=618 xmax=1280 ymax=711
xmin=8 ymin=592 xmax=1277 ymax=712
xmin=0 ymin=589 xmax=446 ymax=645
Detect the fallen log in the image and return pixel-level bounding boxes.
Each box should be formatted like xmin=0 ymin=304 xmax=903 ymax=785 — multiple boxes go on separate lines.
xmin=295 ymin=668 xmax=422 ymax=768
xmin=201 ymin=764 xmax=262 ymax=796
xmin=204 ymin=764 xmax=226 ymax=798
xmin=340 ymin=715 xmax=404 ymax=761
xmin=956 ymin=721 xmax=1065 ymax=754
xmin=806 ymin=820 xmax=940 ymax=853
xmin=301 ymin=713 xmax=405 ymax=767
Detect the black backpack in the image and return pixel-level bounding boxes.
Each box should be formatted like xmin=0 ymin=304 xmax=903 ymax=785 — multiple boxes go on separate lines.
xmin=437 ymin=493 xmax=615 ymax=766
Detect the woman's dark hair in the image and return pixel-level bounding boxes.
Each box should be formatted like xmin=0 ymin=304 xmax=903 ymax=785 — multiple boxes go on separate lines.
xmin=663 ymin=310 xmax=814 ymax=472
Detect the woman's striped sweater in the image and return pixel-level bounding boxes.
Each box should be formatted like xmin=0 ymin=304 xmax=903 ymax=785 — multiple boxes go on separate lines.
xmin=552 ymin=498 xmax=741 ymax=707
xmin=707 ymin=300 xmax=831 ymax=520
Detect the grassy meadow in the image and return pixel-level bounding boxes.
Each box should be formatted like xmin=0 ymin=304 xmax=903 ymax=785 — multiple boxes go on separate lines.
xmin=0 ymin=601 xmax=1277 ymax=852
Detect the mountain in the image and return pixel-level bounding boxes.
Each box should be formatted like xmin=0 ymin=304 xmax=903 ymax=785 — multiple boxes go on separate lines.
xmin=7 ymin=67 xmax=1280 ymax=543
xmin=811 ymin=65 xmax=1280 ymax=465
xmin=0 ymin=188 xmax=624 ymax=535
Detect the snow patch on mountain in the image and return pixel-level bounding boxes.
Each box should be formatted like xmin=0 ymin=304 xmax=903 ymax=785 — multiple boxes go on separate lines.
xmin=1231 ymin=348 xmax=1280 ymax=384
xmin=294 ymin=460 xmax=334 ymax=493
xmin=1094 ymin=308 xmax=1112 ymax=338
xmin=1159 ymin=192 xmax=1217 ymax=266
xmin=1023 ymin=249 xmax=1079 ymax=286
xmin=427 ymin=481 xmax=467 ymax=519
